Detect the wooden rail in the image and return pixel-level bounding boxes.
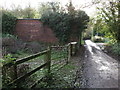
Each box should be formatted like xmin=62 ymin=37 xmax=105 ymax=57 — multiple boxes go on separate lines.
xmin=2 ymin=42 xmax=78 ymax=88
xmin=3 ymin=50 xmax=49 ymax=67
xmin=8 ymin=62 xmax=48 ymax=86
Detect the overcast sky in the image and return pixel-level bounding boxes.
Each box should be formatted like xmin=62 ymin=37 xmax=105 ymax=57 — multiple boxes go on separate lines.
xmin=0 ymin=0 xmax=97 ymax=17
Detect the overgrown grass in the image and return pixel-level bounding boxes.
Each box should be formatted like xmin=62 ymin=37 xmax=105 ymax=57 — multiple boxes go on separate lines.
xmin=35 ymin=61 xmax=77 ymax=88
xmin=2 ymin=47 xmax=68 ymax=88
xmin=17 ymin=48 xmax=68 ymax=88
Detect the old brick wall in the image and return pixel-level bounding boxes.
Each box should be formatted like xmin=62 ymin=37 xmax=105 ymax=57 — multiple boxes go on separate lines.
xmin=15 ymin=19 xmax=58 ymax=43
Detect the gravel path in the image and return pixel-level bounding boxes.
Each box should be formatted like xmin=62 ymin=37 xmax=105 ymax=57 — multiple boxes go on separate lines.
xmin=81 ymin=40 xmax=119 ymax=88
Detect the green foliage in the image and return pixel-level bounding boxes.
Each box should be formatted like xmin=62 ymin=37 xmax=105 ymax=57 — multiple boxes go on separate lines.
xmin=0 ymin=58 xmax=4 ymax=67
xmin=2 ymin=10 xmax=17 ymax=34
xmin=111 ymin=43 xmax=120 ymax=55
xmin=41 ymin=12 xmax=71 ymax=43
xmin=41 ymin=2 xmax=89 ymax=43
xmin=22 ymin=5 xmax=37 ymax=18
xmin=36 ymin=62 xmax=77 ymax=88
xmin=2 ymin=33 xmax=18 ymax=39
xmin=8 ymin=5 xmax=38 ymax=19
xmin=0 ymin=54 xmax=16 ymax=67
xmin=38 ymin=2 xmax=61 ymax=17
xmin=2 ymin=54 xmax=16 ymax=88
xmin=0 ymin=58 xmax=5 ymax=63
xmin=92 ymin=36 xmax=105 ymax=43
xmin=94 ymin=0 xmax=120 ymax=43
xmin=2 ymin=54 xmax=16 ymax=64
xmin=72 ymin=10 xmax=89 ymax=35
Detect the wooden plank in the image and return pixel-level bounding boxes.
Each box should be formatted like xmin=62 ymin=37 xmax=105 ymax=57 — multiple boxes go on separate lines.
xmin=3 ymin=62 xmax=14 ymax=67
xmin=68 ymin=43 xmax=72 ymax=62
xmin=51 ymin=46 xmax=64 ymax=48
xmin=3 ymin=50 xmax=49 ymax=67
xmin=13 ymin=64 xmax=18 ymax=87
xmin=8 ymin=62 xmax=48 ymax=86
xmin=15 ymin=50 xmax=49 ymax=65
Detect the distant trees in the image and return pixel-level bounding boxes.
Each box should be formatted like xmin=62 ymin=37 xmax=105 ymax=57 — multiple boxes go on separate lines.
xmin=2 ymin=4 xmax=39 ymax=35
xmin=8 ymin=4 xmax=38 ymax=19
xmin=21 ymin=5 xmax=37 ymax=18
xmin=38 ymin=2 xmax=61 ymax=17
xmin=93 ymin=0 xmax=120 ymax=43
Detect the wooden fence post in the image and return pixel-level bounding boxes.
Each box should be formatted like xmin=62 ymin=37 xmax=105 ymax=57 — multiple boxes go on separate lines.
xmin=72 ymin=44 xmax=75 ymax=55
xmin=13 ymin=60 xmax=18 ymax=87
xmin=71 ymin=43 xmax=73 ymax=56
xmin=68 ymin=43 xmax=72 ymax=63
xmin=44 ymin=46 xmax=51 ymax=76
xmin=13 ymin=60 xmax=17 ymax=80
xmin=2 ymin=60 xmax=18 ymax=88
xmin=73 ymin=43 xmax=77 ymax=55
xmin=71 ymin=42 xmax=77 ymax=56
xmin=75 ymin=43 xmax=78 ymax=54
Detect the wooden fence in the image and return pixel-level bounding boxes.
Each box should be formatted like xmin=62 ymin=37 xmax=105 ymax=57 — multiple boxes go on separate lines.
xmin=2 ymin=42 xmax=78 ymax=88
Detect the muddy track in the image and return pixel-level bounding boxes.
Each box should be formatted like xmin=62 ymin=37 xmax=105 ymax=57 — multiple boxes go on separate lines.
xmin=81 ymin=40 xmax=119 ymax=88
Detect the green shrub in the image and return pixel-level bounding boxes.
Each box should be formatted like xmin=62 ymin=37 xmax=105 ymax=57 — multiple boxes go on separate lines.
xmin=111 ymin=43 xmax=120 ymax=55
xmin=2 ymin=54 xmax=17 ymax=88
xmin=2 ymin=10 xmax=17 ymax=34
xmin=2 ymin=33 xmax=18 ymax=39
xmin=41 ymin=10 xmax=89 ymax=44
xmin=2 ymin=54 xmax=16 ymax=65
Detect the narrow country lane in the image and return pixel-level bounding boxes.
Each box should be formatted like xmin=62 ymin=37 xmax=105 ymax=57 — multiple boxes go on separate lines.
xmin=82 ymin=40 xmax=119 ymax=88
